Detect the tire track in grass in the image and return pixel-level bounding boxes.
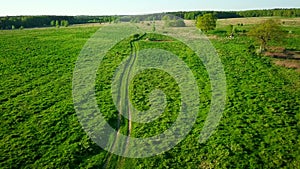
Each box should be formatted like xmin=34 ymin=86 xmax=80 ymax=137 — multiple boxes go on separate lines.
xmin=102 ymin=40 xmax=134 ymax=169
xmin=103 ymin=34 xmax=144 ymax=169
xmin=118 ymin=34 xmax=144 ymax=168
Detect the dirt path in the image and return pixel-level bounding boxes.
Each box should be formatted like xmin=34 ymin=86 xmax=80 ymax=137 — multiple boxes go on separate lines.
xmin=102 ymin=101 xmax=122 ymax=169
xmin=103 ymin=34 xmax=143 ymax=169
xmin=117 ymin=37 xmax=140 ymax=168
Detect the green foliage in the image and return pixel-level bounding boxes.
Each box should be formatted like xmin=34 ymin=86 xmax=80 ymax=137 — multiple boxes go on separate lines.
xmin=130 ymin=17 xmax=140 ymax=23
xmin=184 ymin=12 xmax=195 ymax=20
xmin=65 ymin=20 xmax=69 ymax=27
xmin=170 ymin=8 xmax=300 ymax=20
xmin=0 ymin=9 xmax=299 ymax=30
xmin=247 ymin=44 xmax=256 ymax=55
xmin=152 ymin=21 xmax=156 ymax=32
xmin=0 ymin=22 xmax=299 ymax=168
xmin=162 ymin=15 xmax=171 ymax=21
xmin=196 ymin=13 xmax=217 ymax=32
xmin=227 ymin=24 xmax=234 ymax=35
xmin=237 ymin=8 xmax=300 ymax=17
xmin=95 ymin=27 xmax=299 ymax=168
xmin=248 ymin=19 xmax=285 ymax=51
xmin=61 ymin=20 xmax=69 ymax=27
xmin=50 ymin=20 xmax=55 ymax=26
xmin=113 ymin=18 xmax=120 ymax=23
xmin=0 ymin=26 xmax=107 ymax=168
xmin=162 ymin=15 xmax=185 ymax=27
xmin=0 ymin=15 xmax=119 ymax=30
xmin=166 ymin=19 xmax=186 ymax=27
xmin=55 ymin=20 xmax=60 ymax=28
xmin=0 ymin=16 xmax=75 ymax=29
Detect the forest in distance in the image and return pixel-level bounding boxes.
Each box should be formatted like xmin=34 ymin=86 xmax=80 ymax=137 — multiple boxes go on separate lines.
xmin=0 ymin=8 xmax=300 ymax=30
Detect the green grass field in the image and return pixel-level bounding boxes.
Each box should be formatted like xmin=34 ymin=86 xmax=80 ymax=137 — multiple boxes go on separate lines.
xmin=1 ymin=19 xmax=300 ymax=168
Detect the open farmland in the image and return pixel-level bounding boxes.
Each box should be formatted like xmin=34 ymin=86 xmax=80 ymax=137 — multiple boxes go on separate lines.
xmin=217 ymin=17 xmax=300 ymax=26
xmin=0 ymin=18 xmax=300 ymax=169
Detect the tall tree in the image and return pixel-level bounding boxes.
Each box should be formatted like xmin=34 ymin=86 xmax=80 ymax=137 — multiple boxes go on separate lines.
xmin=162 ymin=15 xmax=171 ymax=27
xmin=196 ymin=13 xmax=217 ymax=32
xmin=55 ymin=20 xmax=60 ymax=28
xmin=64 ymin=20 xmax=69 ymax=27
xmin=50 ymin=20 xmax=55 ymax=26
xmin=248 ymin=19 xmax=285 ymax=52
xmin=61 ymin=20 xmax=69 ymax=27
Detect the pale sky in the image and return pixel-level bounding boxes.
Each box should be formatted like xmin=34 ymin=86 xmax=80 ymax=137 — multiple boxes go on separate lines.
xmin=1 ymin=0 xmax=300 ymax=16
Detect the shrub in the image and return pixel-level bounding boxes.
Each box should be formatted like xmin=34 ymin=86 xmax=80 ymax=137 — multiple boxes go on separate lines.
xmin=165 ymin=19 xmax=186 ymax=27
xmin=196 ymin=13 xmax=217 ymax=31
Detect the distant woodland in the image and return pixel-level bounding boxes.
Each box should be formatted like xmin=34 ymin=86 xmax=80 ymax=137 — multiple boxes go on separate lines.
xmin=1 ymin=8 xmax=299 ymax=29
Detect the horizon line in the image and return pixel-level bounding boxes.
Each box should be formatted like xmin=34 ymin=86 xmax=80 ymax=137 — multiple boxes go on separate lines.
xmin=1 ymin=7 xmax=299 ymax=17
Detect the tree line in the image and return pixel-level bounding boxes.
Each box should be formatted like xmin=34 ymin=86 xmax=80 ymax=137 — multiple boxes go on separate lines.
xmin=0 ymin=15 xmax=119 ymax=30
xmin=168 ymin=8 xmax=300 ymax=20
xmin=1 ymin=8 xmax=299 ymax=30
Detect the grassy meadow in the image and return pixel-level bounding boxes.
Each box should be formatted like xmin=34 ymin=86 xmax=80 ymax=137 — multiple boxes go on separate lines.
xmin=0 ymin=17 xmax=300 ymax=168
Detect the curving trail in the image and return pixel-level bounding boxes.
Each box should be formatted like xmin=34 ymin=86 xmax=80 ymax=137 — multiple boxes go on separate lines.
xmin=103 ymin=34 xmax=145 ymax=169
